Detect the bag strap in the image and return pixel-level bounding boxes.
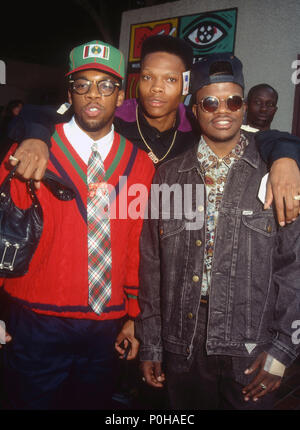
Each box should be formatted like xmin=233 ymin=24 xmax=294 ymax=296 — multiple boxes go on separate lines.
xmin=2 ymin=164 xmax=41 ymax=208
xmin=3 ymin=165 xmax=76 ymax=202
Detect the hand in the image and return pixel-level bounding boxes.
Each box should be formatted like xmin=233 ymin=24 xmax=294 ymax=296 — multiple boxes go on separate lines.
xmin=264 ymin=158 xmax=300 ymax=226
xmin=114 ymin=319 xmax=139 ymax=360
xmin=140 ymin=361 xmax=165 ymax=388
xmin=242 ymin=352 xmax=282 ymax=402
xmin=9 ymin=139 xmax=49 ymax=189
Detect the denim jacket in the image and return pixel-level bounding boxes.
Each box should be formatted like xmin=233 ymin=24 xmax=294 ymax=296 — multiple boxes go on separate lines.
xmin=136 ymin=132 xmax=300 ymax=369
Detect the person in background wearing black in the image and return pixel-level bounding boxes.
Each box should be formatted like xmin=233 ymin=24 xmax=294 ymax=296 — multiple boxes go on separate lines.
xmin=246 ymin=83 xmax=278 ymax=131
xmin=0 ymin=99 xmax=23 ymax=163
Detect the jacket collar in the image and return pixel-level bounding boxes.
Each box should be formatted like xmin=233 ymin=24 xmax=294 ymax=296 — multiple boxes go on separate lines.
xmin=177 ymin=130 xmax=260 ymax=173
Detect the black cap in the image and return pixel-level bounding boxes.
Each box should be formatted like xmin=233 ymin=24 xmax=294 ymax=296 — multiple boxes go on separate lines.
xmin=190 ymin=53 xmax=244 ymax=95
xmin=141 ymin=35 xmax=194 ymax=71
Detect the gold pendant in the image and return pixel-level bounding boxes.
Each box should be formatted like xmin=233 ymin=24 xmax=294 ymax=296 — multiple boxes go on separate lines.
xmin=148 ymin=151 xmax=159 ymax=164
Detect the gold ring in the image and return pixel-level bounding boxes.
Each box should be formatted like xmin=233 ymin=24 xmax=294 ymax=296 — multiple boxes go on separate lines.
xmin=9 ymin=155 xmax=19 ymax=163
xmin=293 ymin=195 xmax=300 ymax=201
xmin=260 ymin=383 xmax=267 ymax=390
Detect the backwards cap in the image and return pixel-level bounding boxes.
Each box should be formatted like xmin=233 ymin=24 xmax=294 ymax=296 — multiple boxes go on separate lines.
xmin=66 ymin=40 xmax=125 ymax=80
xmin=190 ymin=53 xmax=244 ymax=94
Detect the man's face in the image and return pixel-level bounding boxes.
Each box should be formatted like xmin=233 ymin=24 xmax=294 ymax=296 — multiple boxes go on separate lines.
xmin=246 ymin=87 xmax=278 ymax=130
xmin=68 ymin=69 xmax=124 ymax=140
xmin=192 ymin=82 xmax=245 ymax=149
xmin=138 ymin=52 xmax=185 ymax=120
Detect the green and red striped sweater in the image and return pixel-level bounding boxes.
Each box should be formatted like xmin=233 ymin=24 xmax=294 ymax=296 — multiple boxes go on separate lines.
xmin=0 ymin=123 xmax=155 ymax=320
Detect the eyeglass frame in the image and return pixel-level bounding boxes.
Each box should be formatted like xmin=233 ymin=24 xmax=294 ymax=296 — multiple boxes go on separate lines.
xmin=195 ymin=95 xmax=245 ymax=113
xmin=69 ymin=78 xmax=121 ymax=96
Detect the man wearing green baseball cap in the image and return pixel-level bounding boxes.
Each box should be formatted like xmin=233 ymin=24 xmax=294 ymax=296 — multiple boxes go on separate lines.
xmin=0 ymin=40 xmax=154 ymax=410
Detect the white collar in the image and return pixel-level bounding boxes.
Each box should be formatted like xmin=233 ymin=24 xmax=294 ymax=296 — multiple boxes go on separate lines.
xmin=63 ymin=116 xmax=114 ymax=164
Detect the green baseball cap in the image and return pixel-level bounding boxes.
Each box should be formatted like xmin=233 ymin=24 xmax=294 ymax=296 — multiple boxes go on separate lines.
xmin=66 ymin=40 xmax=125 ymax=80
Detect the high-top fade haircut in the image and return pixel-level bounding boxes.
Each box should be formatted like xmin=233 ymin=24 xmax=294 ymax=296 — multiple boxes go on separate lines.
xmin=140 ymin=35 xmax=194 ymax=71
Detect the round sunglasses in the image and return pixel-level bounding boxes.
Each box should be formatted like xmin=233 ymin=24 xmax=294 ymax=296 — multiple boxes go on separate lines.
xmin=197 ymin=95 xmax=244 ymax=113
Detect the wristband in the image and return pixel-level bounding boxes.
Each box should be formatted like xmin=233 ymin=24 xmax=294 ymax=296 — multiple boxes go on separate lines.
xmin=264 ymin=354 xmax=286 ymax=377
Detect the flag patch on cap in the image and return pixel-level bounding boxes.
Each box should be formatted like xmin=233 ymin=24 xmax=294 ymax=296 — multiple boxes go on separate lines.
xmin=83 ymin=44 xmax=110 ymax=60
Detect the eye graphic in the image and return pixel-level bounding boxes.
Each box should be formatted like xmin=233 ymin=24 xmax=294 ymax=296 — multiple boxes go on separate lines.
xmin=181 ymin=12 xmax=235 ymax=53
xmin=187 ymin=21 xmax=225 ymax=48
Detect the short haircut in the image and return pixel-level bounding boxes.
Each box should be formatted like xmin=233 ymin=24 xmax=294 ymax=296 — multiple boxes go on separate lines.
xmin=140 ymin=35 xmax=194 ymax=71
xmin=247 ymin=83 xmax=278 ymax=104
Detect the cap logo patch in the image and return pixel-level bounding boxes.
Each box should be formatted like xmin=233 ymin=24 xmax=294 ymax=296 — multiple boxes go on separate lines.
xmin=83 ymin=44 xmax=110 ymax=60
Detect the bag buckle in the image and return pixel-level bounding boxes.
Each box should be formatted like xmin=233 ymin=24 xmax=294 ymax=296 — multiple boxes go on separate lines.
xmin=0 ymin=241 xmax=20 ymax=271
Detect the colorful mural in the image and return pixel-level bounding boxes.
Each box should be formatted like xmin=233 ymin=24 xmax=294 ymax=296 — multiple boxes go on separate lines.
xmin=126 ymin=8 xmax=237 ymax=99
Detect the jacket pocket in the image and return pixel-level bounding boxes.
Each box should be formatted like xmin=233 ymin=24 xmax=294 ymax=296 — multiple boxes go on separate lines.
xmin=159 ymin=216 xmax=186 ymax=239
xmin=241 ymin=210 xmax=277 ymax=237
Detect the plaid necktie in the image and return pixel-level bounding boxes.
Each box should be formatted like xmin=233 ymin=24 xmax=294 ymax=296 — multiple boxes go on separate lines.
xmin=87 ymin=142 xmax=112 ymax=314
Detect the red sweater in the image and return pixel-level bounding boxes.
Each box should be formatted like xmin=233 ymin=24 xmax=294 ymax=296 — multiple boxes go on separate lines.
xmin=0 ymin=124 xmax=155 ymax=320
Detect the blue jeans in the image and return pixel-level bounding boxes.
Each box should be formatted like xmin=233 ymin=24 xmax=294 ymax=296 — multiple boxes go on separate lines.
xmin=1 ymin=295 xmax=121 ymax=410
xmin=165 ymin=304 xmax=279 ymax=410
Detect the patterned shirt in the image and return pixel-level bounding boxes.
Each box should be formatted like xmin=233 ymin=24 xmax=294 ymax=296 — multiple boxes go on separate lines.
xmin=197 ymin=133 xmax=248 ymax=296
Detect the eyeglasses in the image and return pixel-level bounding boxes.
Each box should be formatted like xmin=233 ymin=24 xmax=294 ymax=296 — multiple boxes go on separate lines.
xmin=69 ymin=78 xmax=121 ymax=96
xmin=196 ymin=95 xmax=244 ymax=113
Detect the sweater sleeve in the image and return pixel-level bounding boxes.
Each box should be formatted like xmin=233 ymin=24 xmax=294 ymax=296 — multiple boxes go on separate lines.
xmin=255 ymin=129 xmax=300 ymax=169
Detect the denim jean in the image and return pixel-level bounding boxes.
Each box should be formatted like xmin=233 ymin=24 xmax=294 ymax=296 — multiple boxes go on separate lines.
xmin=165 ymin=304 xmax=279 ymax=410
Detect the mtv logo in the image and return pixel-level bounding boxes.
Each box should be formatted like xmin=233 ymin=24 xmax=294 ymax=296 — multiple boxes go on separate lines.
xmin=0 ymin=320 xmax=6 ymax=344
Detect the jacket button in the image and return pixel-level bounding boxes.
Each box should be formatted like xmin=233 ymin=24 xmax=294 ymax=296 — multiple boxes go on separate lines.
xmin=187 ymin=312 xmax=193 ymax=319
xmin=197 ymin=205 xmax=204 ymax=212
xmin=160 ymin=228 xmax=164 ymax=235
xmin=186 ymin=347 xmax=190 ymax=354
xmin=195 ymin=239 xmax=202 ymax=247
xmin=267 ymin=225 xmax=272 ymax=233
xmin=192 ymin=275 xmax=199 ymax=282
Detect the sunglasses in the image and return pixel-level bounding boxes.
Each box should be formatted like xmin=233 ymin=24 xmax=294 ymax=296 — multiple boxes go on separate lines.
xmin=197 ymin=95 xmax=244 ymax=113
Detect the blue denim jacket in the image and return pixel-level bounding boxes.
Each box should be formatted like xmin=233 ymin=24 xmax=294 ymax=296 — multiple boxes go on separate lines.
xmin=136 ymin=132 xmax=300 ymax=370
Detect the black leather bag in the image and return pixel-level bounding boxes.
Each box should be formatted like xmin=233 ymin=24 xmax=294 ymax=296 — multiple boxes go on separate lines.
xmin=0 ymin=166 xmax=76 ymax=277
xmin=0 ymin=165 xmax=43 ymax=277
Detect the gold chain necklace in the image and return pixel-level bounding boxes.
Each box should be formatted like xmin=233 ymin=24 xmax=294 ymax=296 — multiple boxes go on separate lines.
xmin=136 ymin=105 xmax=178 ymax=164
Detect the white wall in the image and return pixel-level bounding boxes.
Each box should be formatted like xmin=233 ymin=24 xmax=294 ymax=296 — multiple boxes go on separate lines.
xmin=120 ymin=0 xmax=300 ymax=132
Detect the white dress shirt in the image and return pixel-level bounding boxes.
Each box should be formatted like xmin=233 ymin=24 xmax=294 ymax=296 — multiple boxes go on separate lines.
xmin=63 ymin=116 xmax=114 ymax=164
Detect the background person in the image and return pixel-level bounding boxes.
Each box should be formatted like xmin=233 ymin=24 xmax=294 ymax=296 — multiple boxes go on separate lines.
xmin=246 ymin=83 xmax=278 ymax=131
xmin=0 ymin=99 xmax=23 ymax=163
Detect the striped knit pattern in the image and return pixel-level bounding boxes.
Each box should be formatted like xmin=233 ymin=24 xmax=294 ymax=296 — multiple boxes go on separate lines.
xmin=87 ymin=143 xmax=111 ymax=315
